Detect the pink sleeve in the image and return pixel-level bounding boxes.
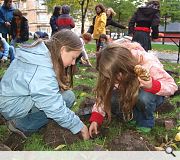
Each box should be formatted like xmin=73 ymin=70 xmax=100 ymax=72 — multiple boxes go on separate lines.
xmin=149 ymin=66 xmax=178 ymax=96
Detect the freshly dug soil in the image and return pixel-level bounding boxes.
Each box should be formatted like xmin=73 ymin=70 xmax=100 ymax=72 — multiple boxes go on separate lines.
xmin=155 ymin=100 xmax=175 ymax=114
xmin=76 ymin=97 xmax=95 ymax=121
xmin=79 ymin=97 xmax=95 ymax=109
xmin=0 ymin=142 xmax=11 ymax=151
xmin=0 ymin=114 xmax=6 ymax=125
xmin=85 ymin=67 xmax=97 ymax=73
xmin=155 ymin=118 xmax=177 ymax=128
xmin=42 ymin=120 xmax=82 ymax=148
xmin=74 ymin=84 xmax=92 ymax=93
xmin=3 ymin=133 xmax=26 ymax=151
xmin=107 ymin=130 xmax=155 ymax=151
xmin=171 ymin=85 xmax=180 ymax=97
xmin=81 ymin=74 xmax=96 ymax=79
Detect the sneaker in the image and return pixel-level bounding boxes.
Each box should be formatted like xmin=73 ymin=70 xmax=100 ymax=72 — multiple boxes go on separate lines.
xmin=7 ymin=120 xmax=27 ymax=139
xmin=127 ymin=120 xmax=136 ymax=127
xmin=136 ymin=127 xmax=151 ymax=133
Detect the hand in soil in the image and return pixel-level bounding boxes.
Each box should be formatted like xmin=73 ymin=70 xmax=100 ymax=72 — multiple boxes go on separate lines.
xmin=80 ymin=124 xmax=90 ymax=140
xmin=89 ymin=121 xmax=99 ymax=138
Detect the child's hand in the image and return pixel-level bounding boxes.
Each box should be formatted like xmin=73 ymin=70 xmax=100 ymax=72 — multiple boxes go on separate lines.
xmin=89 ymin=121 xmax=99 ymax=138
xmin=80 ymin=124 xmax=90 ymax=140
xmin=138 ymin=77 xmax=152 ymax=89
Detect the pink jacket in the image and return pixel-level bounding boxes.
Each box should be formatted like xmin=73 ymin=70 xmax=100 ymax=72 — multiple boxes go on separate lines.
xmin=89 ymin=42 xmax=178 ymax=125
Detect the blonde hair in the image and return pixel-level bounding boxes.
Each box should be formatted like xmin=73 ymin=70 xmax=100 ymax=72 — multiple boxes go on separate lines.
xmin=106 ymin=7 xmax=116 ymax=16
xmin=96 ymin=43 xmax=139 ymax=121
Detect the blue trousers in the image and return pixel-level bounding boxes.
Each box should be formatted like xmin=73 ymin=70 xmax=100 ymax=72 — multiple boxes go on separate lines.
xmin=0 ymin=46 xmax=15 ymax=62
xmin=14 ymin=90 xmax=75 ymax=133
xmin=111 ymin=89 xmax=164 ymax=128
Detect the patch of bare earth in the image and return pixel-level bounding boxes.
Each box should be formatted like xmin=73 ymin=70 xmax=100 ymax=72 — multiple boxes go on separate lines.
xmin=3 ymin=133 xmax=26 ymax=151
xmin=0 ymin=142 xmax=11 ymax=151
xmin=74 ymin=84 xmax=92 ymax=93
xmin=155 ymin=100 xmax=175 ymax=114
xmin=107 ymin=130 xmax=155 ymax=151
xmin=41 ymin=120 xmax=82 ymax=148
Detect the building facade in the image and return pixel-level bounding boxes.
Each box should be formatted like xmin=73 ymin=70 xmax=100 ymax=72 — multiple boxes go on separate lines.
xmin=13 ymin=0 xmax=51 ymax=34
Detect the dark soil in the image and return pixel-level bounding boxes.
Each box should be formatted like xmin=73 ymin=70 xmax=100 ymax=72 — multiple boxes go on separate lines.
xmin=3 ymin=133 xmax=26 ymax=151
xmin=107 ymin=130 xmax=155 ymax=151
xmin=42 ymin=120 xmax=82 ymax=148
xmin=171 ymin=85 xmax=180 ymax=97
xmin=165 ymin=70 xmax=179 ymax=76
xmin=177 ymin=101 xmax=180 ymax=107
xmin=85 ymin=67 xmax=97 ymax=73
xmin=76 ymin=97 xmax=95 ymax=121
xmin=81 ymin=74 xmax=96 ymax=79
xmin=79 ymin=97 xmax=95 ymax=109
xmin=0 ymin=114 xmax=6 ymax=125
xmin=74 ymin=84 xmax=92 ymax=93
xmin=155 ymin=118 xmax=177 ymax=128
xmin=155 ymin=100 xmax=175 ymax=114
xmin=0 ymin=142 xmax=11 ymax=151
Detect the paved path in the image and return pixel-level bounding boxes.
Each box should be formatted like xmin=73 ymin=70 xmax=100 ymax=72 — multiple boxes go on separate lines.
xmin=149 ymin=50 xmax=179 ymax=63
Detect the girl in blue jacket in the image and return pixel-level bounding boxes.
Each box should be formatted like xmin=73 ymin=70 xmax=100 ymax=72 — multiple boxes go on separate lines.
xmin=0 ymin=29 xmax=90 ymax=140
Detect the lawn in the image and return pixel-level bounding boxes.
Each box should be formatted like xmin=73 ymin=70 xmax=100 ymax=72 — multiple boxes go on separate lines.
xmin=0 ymin=42 xmax=179 ymax=151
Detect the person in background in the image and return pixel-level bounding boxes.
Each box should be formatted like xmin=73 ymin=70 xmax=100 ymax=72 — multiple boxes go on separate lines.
xmin=10 ymin=9 xmax=29 ymax=47
xmin=33 ymin=31 xmax=49 ymax=40
xmin=87 ymin=16 xmax=96 ymax=35
xmin=0 ymin=30 xmax=89 ymax=140
xmin=106 ymin=7 xmax=126 ymax=33
xmin=0 ymin=0 xmax=15 ymax=42
xmin=93 ymin=4 xmax=106 ymax=51
xmin=77 ymin=32 xmax=92 ymax=67
xmin=0 ymin=37 xmax=15 ymax=63
xmin=128 ymin=0 xmax=160 ymax=51
xmin=88 ymin=41 xmax=178 ymax=137
xmin=96 ymin=34 xmax=108 ymax=52
xmin=56 ymin=5 xmax=75 ymax=31
xmin=50 ymin=5 xmax=61 ymax=36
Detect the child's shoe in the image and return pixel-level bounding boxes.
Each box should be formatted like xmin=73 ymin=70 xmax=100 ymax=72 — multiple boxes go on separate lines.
xmin=127 ymin=120 xmax=137 ymax=127
xmin=136 ymin=127 xmax=151 ymax=133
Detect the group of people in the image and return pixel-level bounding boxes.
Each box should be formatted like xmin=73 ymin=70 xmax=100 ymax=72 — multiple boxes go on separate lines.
xmin=50 ymin=5 xmax=75 ymax=36
xmin=0 ymin=0 xmax=30 ymax=63
xmin=0 ymin=0 xmax=178 ymax=143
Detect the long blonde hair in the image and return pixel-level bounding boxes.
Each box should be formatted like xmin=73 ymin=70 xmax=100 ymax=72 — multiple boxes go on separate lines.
xmin=96 ymin=43 xmax=139 ymax=121
xmin=22 ymin=30 xmax=82 ymax=90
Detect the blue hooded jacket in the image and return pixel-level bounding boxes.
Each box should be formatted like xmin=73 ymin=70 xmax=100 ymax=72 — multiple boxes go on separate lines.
xmin=0 ymin=42 xmax=83 ymax=134
xmin=0 ymin=4 xmax=14 ymax=34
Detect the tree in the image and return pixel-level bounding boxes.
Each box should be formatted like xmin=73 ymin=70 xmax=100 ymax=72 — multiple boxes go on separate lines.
xmin=45 ymin=0 xmax=97 ymax=34
xmin=160 ymin=0 xmax=180 ymax=22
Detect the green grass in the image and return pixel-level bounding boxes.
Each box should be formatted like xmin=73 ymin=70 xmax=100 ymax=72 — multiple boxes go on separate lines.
xmin=84 ymin=41 xmax=178 ymax=53
xmin=152 ymin=44 xmax=178 ymax=52
xmin=0 ymin=44 xmax=179 ymax=151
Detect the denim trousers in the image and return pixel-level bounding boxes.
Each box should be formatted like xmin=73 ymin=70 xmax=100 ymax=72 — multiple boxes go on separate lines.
xmin=9 ymin=46 xmax=15 ymax=62
xmin=15 ymin=90 xmax=75 ymax=133
xmin=0 ymin=46 xmax=14 ymax=62
xmin=111 ymin=89 xmax=164 ymax=128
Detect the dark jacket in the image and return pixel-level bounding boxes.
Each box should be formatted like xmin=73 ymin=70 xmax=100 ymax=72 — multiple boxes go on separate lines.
xmin=128 ymin=7 xmax=160 ymax=39
xmin=106 ymin=16 xmax=126 ymax=29
xmin=11 ymin=16 xmax=29 ymax=42
xmin=50 ymin=15 xmax=59 ymax=35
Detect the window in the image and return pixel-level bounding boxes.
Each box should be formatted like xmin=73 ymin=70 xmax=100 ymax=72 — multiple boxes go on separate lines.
xmin=37 ymin=13 xmax=48 ymax=22
xmin=37 ymin=0 xmax=46 ymax=9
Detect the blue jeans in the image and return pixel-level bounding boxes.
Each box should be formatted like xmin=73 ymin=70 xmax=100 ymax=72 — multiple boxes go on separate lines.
xmin=0 ymin=46 xmax=15 ymax=63
xmin=111 ymin=89 xmax=164 ymax=128
xmin=9 ymin=46 xmax=15 ymax=62
xmin=14 ymin=90 xmax=75 ymax=133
